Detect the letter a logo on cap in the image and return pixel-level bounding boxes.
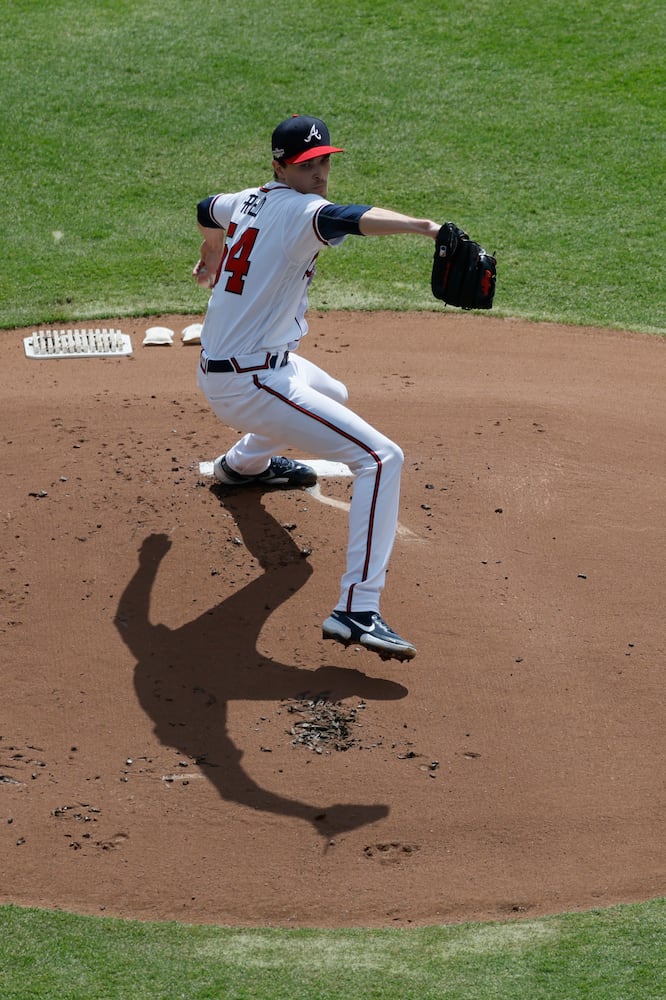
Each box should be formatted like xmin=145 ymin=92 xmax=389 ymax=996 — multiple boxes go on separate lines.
xmin=304 ymin=124 xmax=322 ymax=144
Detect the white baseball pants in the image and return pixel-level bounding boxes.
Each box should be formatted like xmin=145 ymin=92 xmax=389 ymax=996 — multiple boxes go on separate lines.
xmin=198 ymin=352 xmax=403 ymax=613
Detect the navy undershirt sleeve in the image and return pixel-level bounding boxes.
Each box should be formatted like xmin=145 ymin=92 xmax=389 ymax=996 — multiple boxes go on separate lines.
xmin=197 ymin=196 xmax=223 ymax=228
xmin=317 ymin=203 xmax=372 ymax=241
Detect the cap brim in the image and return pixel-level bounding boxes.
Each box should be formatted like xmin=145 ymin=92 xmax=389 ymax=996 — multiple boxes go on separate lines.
xmin=284 ymin=146 xmax=344 ymax=164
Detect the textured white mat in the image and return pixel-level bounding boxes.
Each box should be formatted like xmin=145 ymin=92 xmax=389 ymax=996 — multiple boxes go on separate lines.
xmin=24 ymin=328 xmax=132 ymax=358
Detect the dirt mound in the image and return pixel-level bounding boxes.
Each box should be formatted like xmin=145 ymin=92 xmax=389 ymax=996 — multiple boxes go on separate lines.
xmin=1 ymin=312 xmax=664 ymax=926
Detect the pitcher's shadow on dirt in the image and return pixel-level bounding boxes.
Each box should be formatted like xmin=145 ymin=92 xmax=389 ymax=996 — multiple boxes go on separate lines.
xmin=114 ymin=487 xmax=407 ymax=840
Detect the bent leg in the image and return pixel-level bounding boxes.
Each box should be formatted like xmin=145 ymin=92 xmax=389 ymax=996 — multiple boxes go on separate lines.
xmin=224 ymin=354 xmax=349 ymax=473
xmin=199 ymin=359 xmax=404 ymax=611
xmin=247 ymin=369 xmax=403 ymax=612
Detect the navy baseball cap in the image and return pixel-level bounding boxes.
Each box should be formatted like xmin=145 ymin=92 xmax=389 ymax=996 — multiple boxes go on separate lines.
xmin=271 ymin=115 xmax=344 ymax=164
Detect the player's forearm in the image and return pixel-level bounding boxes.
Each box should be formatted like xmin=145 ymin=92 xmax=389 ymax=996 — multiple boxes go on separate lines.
xmin=359 ymin=207 xmax=440 ymax=240
xmin=193 ymin=225 xmax=226 ymax=286
xmin=197 ymin=224 xmax=226 ymax=257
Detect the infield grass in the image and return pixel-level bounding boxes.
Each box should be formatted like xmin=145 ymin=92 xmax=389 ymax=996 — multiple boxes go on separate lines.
xmin=1 ymin=0 xmax=664 ymax=331
xmin=1 ymin=900 xmax=665 ymax=999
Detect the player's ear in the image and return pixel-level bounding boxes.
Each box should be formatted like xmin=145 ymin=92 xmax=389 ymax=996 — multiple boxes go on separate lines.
xmin=272 ymin=158 xmax=286 ymax=181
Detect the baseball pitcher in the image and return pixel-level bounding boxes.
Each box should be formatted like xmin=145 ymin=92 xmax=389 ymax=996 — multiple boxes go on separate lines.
xmin=194 ymin=114 xmax=495 ymax=662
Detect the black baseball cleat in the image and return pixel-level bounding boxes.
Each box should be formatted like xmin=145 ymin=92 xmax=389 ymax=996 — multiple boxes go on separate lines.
xmin=213 ymin=454 xmax=317 ymax=489
xmin=322 ymin=610 xmax=417 ymax=662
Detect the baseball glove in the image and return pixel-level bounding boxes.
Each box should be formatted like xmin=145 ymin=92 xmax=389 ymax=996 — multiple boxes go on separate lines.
xmin=431 ymin=223 xmax=496 ymax=310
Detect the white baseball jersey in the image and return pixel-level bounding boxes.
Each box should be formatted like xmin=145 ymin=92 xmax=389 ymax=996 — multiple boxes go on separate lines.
xmin=200 ymin=181 xmax=347 ymax=359
xmin=196 ymin=182 xmax=401 ymax=616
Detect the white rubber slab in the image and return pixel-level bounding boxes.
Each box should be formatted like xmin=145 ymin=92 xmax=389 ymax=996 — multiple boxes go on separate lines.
xmin=198 ymin=459 xmax=352 ymax=478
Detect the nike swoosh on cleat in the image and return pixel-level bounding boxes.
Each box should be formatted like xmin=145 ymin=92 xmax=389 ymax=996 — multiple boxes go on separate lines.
xmin=352 ymin=621 xmax=377 ymax=634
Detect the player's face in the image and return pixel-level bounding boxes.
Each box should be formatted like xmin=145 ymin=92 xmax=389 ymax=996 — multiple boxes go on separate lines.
xmin=274 ymin=154 xmax=332 ymax=196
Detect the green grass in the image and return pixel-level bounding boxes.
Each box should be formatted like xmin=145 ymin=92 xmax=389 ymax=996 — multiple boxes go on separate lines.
xmin=1 ymin=900 xmax=665 ymax=1000
xmin=1 ymin=0 xmax=664 ymax=331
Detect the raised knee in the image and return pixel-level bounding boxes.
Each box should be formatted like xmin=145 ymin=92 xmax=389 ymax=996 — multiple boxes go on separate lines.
xmin=383 ymin=440 xmax=404 ymax=466
xmin=332 ymin=379 xmax=349 ymax=405
xmin=365 ymin=439 xmax=403 ymax=473
xmin=348 ymin=437 xmax=403 ymax=476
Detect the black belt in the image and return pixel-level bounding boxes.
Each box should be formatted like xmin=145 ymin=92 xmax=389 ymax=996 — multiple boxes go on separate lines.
xmin=200 ymin=351 xmax=289 ymax=374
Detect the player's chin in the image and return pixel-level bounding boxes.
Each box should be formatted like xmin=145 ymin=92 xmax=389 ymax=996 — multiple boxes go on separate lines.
xmin=293 ymin=181 xmax=327 ymax=197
